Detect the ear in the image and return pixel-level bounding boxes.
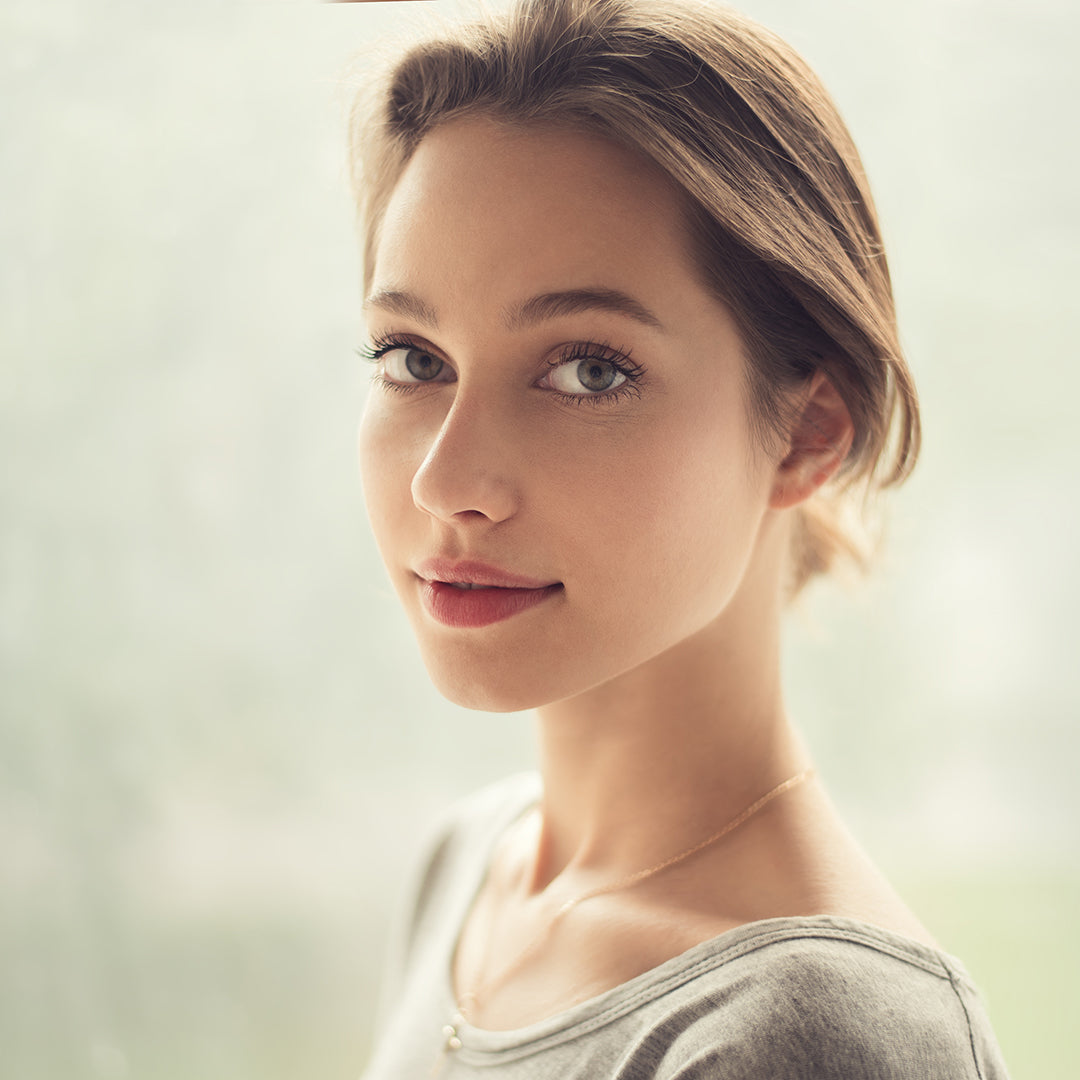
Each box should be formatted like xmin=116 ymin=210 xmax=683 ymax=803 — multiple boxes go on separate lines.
xmin=768 ymin=371 xmax=855 ymax=510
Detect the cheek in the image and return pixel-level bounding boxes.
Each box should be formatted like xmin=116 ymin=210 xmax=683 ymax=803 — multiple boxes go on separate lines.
xmin=357 ymin=398 xmax=420 ymax=548
xmin=357 ymin=402 xmax=388 ymax=526
xmin=544 ymin=402 xmax=767 ymax=622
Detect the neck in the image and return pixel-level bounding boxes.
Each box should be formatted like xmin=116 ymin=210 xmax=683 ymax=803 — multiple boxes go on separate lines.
xmin=530 ymin=529 xmax=811 ymax=889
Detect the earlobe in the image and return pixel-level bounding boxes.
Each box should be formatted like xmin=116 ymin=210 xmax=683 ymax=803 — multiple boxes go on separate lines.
xmin=768 ymin=371 xmax=855 ymax=510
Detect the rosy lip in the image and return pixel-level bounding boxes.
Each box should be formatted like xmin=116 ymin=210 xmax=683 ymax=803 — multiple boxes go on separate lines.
xmin=415 ymin=557 xmax=560 ymax=591
xmin=413 ymin=559 xmax=563 ymax=629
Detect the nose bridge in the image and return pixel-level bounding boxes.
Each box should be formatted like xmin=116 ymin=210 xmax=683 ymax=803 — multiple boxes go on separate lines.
xmin=411 ymin=385 xmax=519 ymax=524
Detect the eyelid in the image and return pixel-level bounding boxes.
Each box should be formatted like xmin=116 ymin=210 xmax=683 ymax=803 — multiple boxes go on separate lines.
xmin=360 ymin=334 xmax=639 ymax=371
xmin=533 ymin=349 xmax=645 ymax=409
xmin=546 ymin=340 xmax=643 ymax=378
xmin=357 ymin=332 xmax=447 ymax=364
xmin=359 ymin=333 xmax=457 ymax=396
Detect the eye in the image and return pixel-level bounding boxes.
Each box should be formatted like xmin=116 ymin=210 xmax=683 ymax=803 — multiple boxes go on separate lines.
xmin=358 ymin=336 xmax=457 ymax=391
xmin=545 ymin=358 xmax=627 ymax=395
xmin=382 ymin=346 xmax=448 ymax=384
xmin=538 ymin=344 xmax=643 ymax=402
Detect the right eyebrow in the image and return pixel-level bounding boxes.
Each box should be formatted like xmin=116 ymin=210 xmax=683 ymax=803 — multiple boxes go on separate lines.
xmin=362 ymin=289 xmax=440 ymax=328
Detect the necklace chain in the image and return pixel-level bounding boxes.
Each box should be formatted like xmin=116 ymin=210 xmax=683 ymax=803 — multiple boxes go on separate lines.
xmin=439 ymin=767 xmax=814 ymax=1061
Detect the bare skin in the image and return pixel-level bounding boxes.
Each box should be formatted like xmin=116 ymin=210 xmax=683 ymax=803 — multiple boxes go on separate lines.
xmin=359 ymin=116 xmax=932 ymax=1032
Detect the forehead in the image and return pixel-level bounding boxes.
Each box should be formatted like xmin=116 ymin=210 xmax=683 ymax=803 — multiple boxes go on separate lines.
xmin=372 ymin=117 xmax=706 ymax=318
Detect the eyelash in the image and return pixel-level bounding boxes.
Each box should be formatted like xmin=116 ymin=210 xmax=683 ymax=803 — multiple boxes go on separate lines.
xmin=356 ymin=335 xmax=645 ymax=405
xmin=355 ymin=335 xmax=436 ymax=397
xmin=546 ymin=341 xmax=645 ymax=405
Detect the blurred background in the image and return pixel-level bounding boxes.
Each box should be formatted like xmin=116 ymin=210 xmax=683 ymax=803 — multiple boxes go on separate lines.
xmin=1 ymin=0 xmax=1076 ymax=1076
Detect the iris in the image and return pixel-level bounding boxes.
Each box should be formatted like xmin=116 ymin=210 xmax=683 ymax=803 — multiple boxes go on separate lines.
xmin=576 ymin=360 xmax=618 ymax=392
xmin=405 ymin=349 xmax=443 ymax=380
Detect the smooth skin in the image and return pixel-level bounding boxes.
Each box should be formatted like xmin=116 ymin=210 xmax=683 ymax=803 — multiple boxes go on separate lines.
xmin=359 ymin=116 xmax=931 ymax=1030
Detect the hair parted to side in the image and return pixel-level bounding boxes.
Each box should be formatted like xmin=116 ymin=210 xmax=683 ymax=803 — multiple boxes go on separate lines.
xmin=349 ymin=0 xmax=920 ymax=597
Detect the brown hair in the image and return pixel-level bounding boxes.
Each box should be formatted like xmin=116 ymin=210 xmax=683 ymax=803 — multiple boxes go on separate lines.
xmin=349 ymin=0 xmax=920 ymax=595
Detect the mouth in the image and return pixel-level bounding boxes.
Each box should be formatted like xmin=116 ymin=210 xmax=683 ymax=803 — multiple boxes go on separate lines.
xmin=414 ymin=559 xmax=563 ymax=628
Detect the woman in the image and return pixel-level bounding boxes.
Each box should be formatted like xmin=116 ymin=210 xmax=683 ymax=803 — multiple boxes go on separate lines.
xmin=350 ymin=0 xmax=1010 ymax=1076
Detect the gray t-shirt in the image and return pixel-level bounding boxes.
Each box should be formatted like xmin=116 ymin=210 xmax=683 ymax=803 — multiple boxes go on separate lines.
xmin=363 ymin=774 xmax=1010 ymax=1079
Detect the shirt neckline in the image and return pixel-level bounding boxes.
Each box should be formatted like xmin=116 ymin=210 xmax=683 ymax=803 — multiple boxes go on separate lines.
xmin=440 ymin=773 xmax=972 ymax=1057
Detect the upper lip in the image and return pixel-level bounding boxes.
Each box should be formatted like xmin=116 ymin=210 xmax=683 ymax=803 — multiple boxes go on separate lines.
xmin=415 ymin=557 xmax=561 ymax=590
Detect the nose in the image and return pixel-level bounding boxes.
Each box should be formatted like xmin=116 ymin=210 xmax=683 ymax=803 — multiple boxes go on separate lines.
xmin=410 ymin=394 xmax=520 ymax=526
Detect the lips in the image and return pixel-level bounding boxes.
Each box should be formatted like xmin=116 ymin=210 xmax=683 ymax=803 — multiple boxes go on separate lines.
xmin=414 ymin=558 xmax=563 ymax=629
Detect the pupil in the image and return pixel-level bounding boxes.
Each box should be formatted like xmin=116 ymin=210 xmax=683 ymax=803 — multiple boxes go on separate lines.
xmin=405 ymin=350 xmax=442 ymax=380
xmin=578 ymin=360 xmax=616 ymax=391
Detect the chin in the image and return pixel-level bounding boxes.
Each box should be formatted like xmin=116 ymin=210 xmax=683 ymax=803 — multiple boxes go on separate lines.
xmin=417 ymin=630 xmax=614 ymax=713
xmin=422 ymin=656 xmax=555 ymax=714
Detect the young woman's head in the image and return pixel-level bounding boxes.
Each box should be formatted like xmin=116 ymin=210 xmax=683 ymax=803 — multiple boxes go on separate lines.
xmin=351 ymin=0 xmax=920 ymax=710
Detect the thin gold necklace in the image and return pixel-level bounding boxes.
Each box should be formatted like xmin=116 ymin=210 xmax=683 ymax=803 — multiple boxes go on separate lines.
xmin=434 ymin=768 xmax=814 ymax=1070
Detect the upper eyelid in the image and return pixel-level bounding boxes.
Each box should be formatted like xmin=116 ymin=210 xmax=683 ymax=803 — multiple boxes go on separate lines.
xmin=362 ymin=332 xmax=445 ymax=362
xmin=362 ymin=333 xmax=645 ymax=388
xmin=549 ymin=342 xmax=643 ymax=379
xmin=365 ymin=334 xmax=636 ymax=366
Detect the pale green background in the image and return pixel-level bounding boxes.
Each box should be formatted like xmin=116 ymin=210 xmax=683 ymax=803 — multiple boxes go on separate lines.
xmin=2 ymin=0 xmax=1076 ymax=1077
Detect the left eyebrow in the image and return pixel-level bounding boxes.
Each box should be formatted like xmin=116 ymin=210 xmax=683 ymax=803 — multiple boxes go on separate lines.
xmin=505 ymin=288 xmax=664 ymax=331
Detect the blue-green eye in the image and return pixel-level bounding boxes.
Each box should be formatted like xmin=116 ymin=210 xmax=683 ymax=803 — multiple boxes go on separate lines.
xmin=384 ymin=347 xmax=446 ymax=383
xmin=545 ymin=358 xmax=627 ymax=395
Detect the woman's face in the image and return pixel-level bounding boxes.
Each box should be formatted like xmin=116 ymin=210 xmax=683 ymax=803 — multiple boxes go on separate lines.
xmin=359 ymin=117 xmax=780 ymax=711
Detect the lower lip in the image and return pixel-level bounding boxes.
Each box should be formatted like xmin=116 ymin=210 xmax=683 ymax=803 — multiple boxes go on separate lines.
xmin=420 ymin=580 xmax=563 ymax=629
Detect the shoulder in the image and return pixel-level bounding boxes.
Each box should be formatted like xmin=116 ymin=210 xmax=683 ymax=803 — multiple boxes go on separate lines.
xmin=647 ymin=918 xmax=1010 ymax=1080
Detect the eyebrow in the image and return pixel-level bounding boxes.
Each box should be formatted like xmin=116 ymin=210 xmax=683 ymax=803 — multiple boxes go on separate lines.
xmin=363 ymin=287 xmax=664 ymax=332
xmin=506 ymin=288 xmax=664 ymax=331
xmin=362 ymin=289 xmax=440 ymax=328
